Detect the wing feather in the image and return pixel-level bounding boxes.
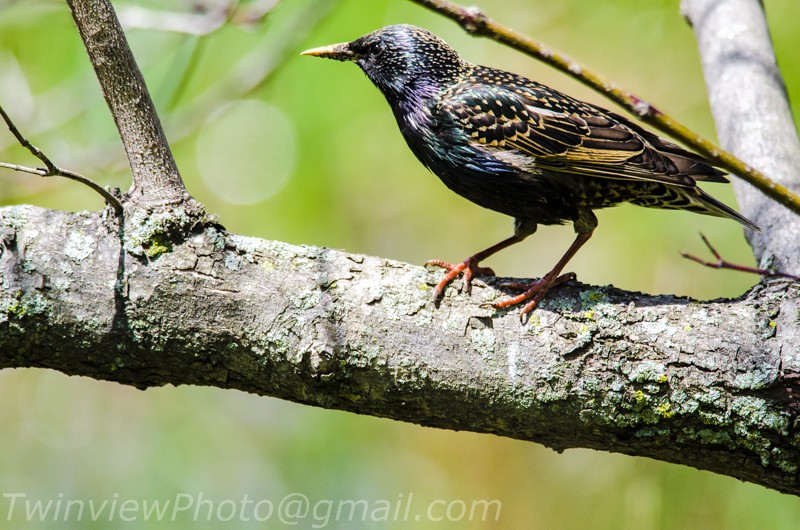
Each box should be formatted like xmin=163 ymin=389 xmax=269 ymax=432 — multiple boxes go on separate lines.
xmin=441 ymin=78 xmax=726 ymax=188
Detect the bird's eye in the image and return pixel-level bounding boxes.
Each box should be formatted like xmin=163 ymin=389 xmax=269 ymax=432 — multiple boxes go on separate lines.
xmin=371 ymin=42 xmax=386 ymax=57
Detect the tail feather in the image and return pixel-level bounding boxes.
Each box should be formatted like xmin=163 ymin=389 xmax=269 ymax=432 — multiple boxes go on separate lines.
xmin=683 ymin=187 xmax=760 ymax=231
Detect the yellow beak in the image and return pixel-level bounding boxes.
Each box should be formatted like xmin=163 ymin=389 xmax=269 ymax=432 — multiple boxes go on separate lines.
xmin=301 ymin=42 xmax=355 ymax=61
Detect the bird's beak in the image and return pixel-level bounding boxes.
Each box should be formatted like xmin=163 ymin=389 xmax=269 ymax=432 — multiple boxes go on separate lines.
xmin=301 ymin=42 xmax=355 ymax=62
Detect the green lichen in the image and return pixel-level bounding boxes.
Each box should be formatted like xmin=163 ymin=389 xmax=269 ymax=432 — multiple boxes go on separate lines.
xmin=144 ymin=233 xmax=172 ymax=258
xmin=470 ymin=328 xmax=496 ymax=359
xmin=5 ymin=207 xmax=29 ymax=229
xmin=123 ymin=205 xmax=200 ymax=257
xmin=696 ymin=387 xmax=722 ymax=404
xmin=731 ymin=396 xmax=789 ymax=433
xmin=64 ymin=231 xmax=95 ymax=262
xmin=627 ymin=360 xmax=667 ymax=383
xmin=771 ymin=448 xmax=799 ymax=474
xmin=656 ymin=402 xmax=674 ymax=419
xmin=224 ymin=252 xmax=242 ymax=271
xmin=1 ymin=295 xmax=27 ymax=319
xmin=0 ymin=291 xmax=48 ymax=320
xmin=692 ymin=428 xmax=733 ymax=446
xmin=580 ymin=289 xmax=609 ymax=307
xmin=698 ymin=410 xmax=727 ymax=426
xmin=634 ymin=427 xmax=670 ymax=439
xmin=205 ymin=225 xmax=226 ymax=251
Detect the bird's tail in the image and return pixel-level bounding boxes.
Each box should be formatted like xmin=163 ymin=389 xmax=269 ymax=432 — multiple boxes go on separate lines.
xmin=678 ymin=187 xmax=760 ymax=231
xmin=630 ymin=185 xmax=759 ymax=231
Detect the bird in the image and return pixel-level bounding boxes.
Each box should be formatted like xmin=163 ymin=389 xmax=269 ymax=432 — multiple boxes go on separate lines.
xmin=302 ymin=24 xmax=758 ymax=319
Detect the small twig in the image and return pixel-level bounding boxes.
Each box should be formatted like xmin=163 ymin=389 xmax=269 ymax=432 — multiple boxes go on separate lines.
xmin=408 ymin=0 xmax=800 ymax=219
xmin=681 ymin=233 xmax=800 ymax=280
xmin=0 ymin=105 xmax=123 ymax=214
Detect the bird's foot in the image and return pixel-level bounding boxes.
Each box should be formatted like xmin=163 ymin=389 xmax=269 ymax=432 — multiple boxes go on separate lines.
xmin=492 ymin=272 xmax=576 ymax=321
xmin=425 ymin=257 xmax=496 ymax=300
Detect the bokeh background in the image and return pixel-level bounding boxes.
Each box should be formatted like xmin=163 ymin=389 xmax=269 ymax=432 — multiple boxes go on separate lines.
xmin=1 ymin=0 xmax=799 ymax=527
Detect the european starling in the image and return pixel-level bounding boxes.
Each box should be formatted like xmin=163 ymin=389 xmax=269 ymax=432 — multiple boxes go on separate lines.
xmin=303 ymin=24 xmax=758 ymax=317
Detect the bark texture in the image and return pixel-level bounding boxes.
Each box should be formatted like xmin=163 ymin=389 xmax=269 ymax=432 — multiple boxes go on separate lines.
xmin=1 ymin=204 xmax=799 ymax=494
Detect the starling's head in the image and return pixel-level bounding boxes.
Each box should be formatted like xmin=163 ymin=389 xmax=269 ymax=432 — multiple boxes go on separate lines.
xmin=302 ymin=25 xmax=466 ymax=102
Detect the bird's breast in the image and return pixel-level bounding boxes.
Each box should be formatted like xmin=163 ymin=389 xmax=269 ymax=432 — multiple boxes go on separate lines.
xmin=392 ymin=104 xmax=579 ymax=225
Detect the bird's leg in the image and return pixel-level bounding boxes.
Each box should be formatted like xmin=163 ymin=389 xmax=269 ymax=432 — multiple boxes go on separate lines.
xmin=494 ymin=230 xmax=594 ymax=319
xmin=426 ymin=234 xmax=525 ymax=300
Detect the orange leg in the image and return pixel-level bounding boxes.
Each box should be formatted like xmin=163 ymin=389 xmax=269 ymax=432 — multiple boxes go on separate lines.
xmin=425 ymin=234 xmax=525 ymax=300
xmin=494 ymin=230 xmax=593 ymax=320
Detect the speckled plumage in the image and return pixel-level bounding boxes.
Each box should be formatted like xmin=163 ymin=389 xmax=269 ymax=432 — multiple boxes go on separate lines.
xmin=303 ymin=24 xmax=758 ymax=318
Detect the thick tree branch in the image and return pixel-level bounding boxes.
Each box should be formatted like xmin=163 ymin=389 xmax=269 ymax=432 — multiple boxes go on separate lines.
xmin=1 ymin=205 xmax=799 ymax=495
xmin=682 ymin=0 xmax=800 ymax=273
xmin=66 ymin=0 xmax=188 ymax=207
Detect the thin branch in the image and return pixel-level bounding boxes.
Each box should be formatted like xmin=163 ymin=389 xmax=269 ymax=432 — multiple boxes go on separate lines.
xmin=681 ymin=233 xmax=800 ymax=280
xmin=0 ymin=105 xmax=122 ymax=213
xmin=119 ymin=4 xmax=230 ymax=36
xmin=407 ymin=0 xmax=800 ymax=219
xmin=117 ymin=0 xmax=281 ymax=36
xmin=159 ymin=0 xmax=278 ymax=109
xmin=164 ymin=0 xmax=336 ymax=143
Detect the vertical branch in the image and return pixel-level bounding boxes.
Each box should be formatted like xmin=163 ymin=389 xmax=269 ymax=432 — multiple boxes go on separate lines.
xmin=66 ymin=0 xmax=188 ymax=207
xmin=682 ymin=0 xmax=800 ymax=272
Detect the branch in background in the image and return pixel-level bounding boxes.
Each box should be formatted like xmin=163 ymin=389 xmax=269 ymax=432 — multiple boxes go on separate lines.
xmin=118 ymin=0 xmax=280 ymax=35
xmin=681 ymin=233 xmax=800 ymax=281
xmin=407 ymin=0 xmax=800 ymax=219
xmin=165 ymin=0 xmax=337 ymax=141
xmin=682 ymin=0 xmax=800 ymax=275
xmin=0 ymin=105 xmax=122 ymax=213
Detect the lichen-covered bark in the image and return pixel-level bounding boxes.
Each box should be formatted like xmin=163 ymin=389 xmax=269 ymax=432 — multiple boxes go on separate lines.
xmin=2 ymin=204 xmax=798 ymax=494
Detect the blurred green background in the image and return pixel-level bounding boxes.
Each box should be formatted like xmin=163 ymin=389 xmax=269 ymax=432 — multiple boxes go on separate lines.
xmin=1 ymin=0 xmax=799 ymax=527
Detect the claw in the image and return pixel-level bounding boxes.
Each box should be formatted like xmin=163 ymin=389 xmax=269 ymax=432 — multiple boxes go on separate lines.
xmin=425 ymin=257 xmax=495 ymax=299
xmin=492 ymin=272 xmax=577 ymax=320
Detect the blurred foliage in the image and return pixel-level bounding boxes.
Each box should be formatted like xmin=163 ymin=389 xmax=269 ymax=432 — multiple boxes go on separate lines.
xmin=1 ymin=0 xmax=799 ymax=528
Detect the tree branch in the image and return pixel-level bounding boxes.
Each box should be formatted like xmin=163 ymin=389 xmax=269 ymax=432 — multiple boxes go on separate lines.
xmin=66 ymin=0 xmax=188 ymax=207
xmin=1 ymin=204 xmax=798 ymax=494
xmin=682 ymin=0 xmax=800 ymax=273
xmin=0 ymin=104 xmax=123 ymax=213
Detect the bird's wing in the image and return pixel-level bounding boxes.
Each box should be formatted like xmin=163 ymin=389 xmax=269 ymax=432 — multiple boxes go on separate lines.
xmin=441 ymin=81 xmax=727 ymax=187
